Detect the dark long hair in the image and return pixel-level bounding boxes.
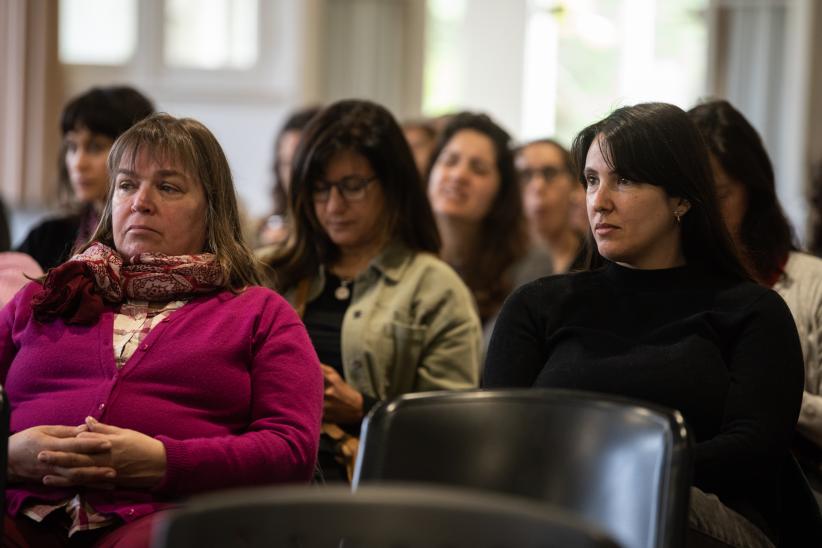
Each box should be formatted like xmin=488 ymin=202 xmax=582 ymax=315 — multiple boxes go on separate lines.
xmin=58 ymin=86 xmax=154 ymax=204
xmin=426 ymin=112 xmax=527 ymax=321
xmin=688 ymin=100 xmax=796 ymax=282
xmin=268 ymin=99 xmax=441 ymax=291
xmin=570 ymin=102 xmax=749 ymax=281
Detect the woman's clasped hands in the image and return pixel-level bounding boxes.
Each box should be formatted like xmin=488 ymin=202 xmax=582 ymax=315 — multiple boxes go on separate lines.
xmin=7 ymin=417 xmax=166 ymax=490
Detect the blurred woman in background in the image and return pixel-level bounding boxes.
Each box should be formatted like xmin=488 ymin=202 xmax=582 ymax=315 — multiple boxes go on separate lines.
xmin=426 ymin=112 xmax=536 ymax=341
xmin=17 ymin=86 xmax=154 ymax=271
xmin=257 ymin=106 xmax=322 ymax=247
xmin=515 ymin=138 xmax=587 ymax=274
xmin=689 ymin=99 xmax=822 ymax=506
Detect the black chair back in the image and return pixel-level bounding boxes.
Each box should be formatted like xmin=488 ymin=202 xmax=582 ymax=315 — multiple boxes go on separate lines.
xmin=153 ymin=484 xmax=621 ymax=548
xmin=353 ymin=388 xmax=692 ymax=548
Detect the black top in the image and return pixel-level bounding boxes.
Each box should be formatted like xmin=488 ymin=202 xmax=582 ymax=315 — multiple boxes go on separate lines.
xmin=303 ymin=271 xmax=351 ymax=376
xmin=484 ymin=261 xmax=804 ymax=540
xmin=302 ymin=271 xmax=378 ymax=423
xmin=16 ymin=214 xmax=82 ymax=271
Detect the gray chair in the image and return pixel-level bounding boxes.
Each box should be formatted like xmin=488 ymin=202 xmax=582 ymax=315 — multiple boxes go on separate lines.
xmin=353 ymin=388 xmax=692 ymax=548
xmin=152 ymin=484 xmax=621 ymax=548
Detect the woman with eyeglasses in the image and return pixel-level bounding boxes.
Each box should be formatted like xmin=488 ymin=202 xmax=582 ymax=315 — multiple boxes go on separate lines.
xmin=515 ymin=139 xmax=587 ymax=274
xmin=262 ymin=99 xmax=482 ymax=482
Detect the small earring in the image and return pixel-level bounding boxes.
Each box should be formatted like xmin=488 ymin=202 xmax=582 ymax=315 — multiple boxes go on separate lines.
xmin=674 ymin=210 xmax=682 ymax=223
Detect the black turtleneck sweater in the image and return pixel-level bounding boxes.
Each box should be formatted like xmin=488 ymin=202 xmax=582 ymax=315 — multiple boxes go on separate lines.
xmin=484 ymin=261 xmax=804 ymax=540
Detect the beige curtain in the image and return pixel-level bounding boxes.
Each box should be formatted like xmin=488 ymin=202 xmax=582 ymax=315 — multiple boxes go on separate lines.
xmin=0 ymin=0 xmax=62 ymax=209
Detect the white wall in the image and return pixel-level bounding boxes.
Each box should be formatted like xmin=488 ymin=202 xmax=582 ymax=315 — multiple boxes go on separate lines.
xmin=458 ymin=0 xmax=527 ymax=136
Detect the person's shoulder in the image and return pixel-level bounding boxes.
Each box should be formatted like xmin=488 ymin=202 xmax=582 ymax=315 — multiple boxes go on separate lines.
xmin=217 ymin=285 xmax=287 ymax=305
xmin=407 ymin=251 xmax=461 ymax=280
xmin=398 ymin=251 xmax=475 ymax=303
xmin=716 ymin=277 xmax=790 ymax=317
xmin=25 ymin=214 xmax=82 ymax=236
xmin=783 ymin=251 xmax=822 ymax=281
xmin=507 ymin=269 xmax=601 ymax=307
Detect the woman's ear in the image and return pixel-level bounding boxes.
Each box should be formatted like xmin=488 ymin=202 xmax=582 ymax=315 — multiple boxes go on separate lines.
xmin=673 ymin=198 xmax=691 ymax=224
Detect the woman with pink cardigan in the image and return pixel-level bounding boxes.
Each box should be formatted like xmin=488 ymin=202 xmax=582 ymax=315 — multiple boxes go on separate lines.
xmin=0 ymin=114 xmax=323 ymax=546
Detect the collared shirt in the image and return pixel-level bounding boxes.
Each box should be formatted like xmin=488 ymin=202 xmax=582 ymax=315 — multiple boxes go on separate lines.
xmin=269 ymin=241 xmax=483 ymax=401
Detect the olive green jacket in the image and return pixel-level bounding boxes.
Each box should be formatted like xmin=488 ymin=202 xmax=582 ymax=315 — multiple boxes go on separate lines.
xmin=266 ymin=243 xmax=482 ymax=401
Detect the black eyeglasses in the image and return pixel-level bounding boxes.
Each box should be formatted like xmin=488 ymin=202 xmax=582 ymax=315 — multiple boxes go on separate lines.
xmin=518 ymin=166 xmax=566 ymax=185
xmin=312 ymin=176 xmax=377 ymax=202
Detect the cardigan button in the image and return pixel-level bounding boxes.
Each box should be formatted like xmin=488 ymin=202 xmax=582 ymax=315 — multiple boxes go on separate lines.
xmin=353 ymin=310 xmax=362 ymax=319
xmin=98 ymin=403 xmax=105 ymax=411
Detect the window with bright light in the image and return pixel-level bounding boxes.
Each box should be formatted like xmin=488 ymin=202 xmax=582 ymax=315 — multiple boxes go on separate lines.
xmin=423 ymin=0 xmax=708 ymax=143
xmin=422 ymin=0 xmax=468 ymax=116
xmin=545 ymin=0 xmax=708 ymax=143
xmin=165 ymin=0 xmax=259 ymax=70
xmin=58 ymin=0 xmax=138 ymax=65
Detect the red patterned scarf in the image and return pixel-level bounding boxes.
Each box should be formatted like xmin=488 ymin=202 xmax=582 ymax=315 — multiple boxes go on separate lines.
xmin=32 ymin=242 xmax=225 ymax=325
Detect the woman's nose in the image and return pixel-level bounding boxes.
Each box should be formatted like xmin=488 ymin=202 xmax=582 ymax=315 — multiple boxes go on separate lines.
xmin=589 ymin=184 xmax=613 ymax=212
xmin=324 ymin=186 xmax=347 ymax=211
xmin=69 ymin=149 xmax=89 ymax=171
xmin=130 ymin=186 xmax=155 ymax=213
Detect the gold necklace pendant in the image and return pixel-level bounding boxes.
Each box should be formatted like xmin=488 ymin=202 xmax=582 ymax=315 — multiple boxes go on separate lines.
xmin=334 ymin=280 xmax=352 ymax=300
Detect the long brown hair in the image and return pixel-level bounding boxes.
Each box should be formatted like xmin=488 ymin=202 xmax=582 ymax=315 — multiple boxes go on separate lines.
xmin=426 ymin=112 xmax=527 ymax=322
xmin=86 ymin=113 xmax=262 ymax=290
xmin=268 ymin=99 xmax=441 ymax=292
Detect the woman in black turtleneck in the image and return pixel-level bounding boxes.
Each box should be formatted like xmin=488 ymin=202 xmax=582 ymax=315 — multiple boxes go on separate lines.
xmin=484 ymin=103 xmax=804 ymax=548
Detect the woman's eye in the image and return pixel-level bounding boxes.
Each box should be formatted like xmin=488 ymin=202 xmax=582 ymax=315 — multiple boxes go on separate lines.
xmin=159 ymin=183 xmax=179 ymax=193
xmin=443 ymin=154 xmax=459 ymax=167
xmin=617 ymin=177 xmax=632 ymax=185
xmin=471 ymin=163 xmax=491 ymax=176
xmin=117 ymin=180 xmax=135 ymax=191
xmin=585 ymin=175 xmax=599 ymax=186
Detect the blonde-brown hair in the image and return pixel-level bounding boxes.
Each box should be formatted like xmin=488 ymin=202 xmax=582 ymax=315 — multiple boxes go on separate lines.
xmin=85 ymin=113 xmax=262 ymax=289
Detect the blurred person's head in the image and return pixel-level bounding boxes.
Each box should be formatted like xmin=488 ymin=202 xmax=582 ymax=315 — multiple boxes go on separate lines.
xmin=271 ymin=106 xmax=322 ymax=214
xmin=402 ymin=119 xmax=437 ymax=179
xmin=88 ymin=113 xmax=260 ymax=290
xmin=571 ymin=102 xmax=747 ymax=279
xmin=688 ymin=99 xmax=796 ymax=283
xmin=426 ymin=111 xmax=526 ymax=320
xmin=516 ymin=139 xmax=578 ymax=241
xmin=60 ymin=86 xmax=154 ymax=207
xmin=427 ymin=112 xmax=521 ymax=230
xmin=271 ymin=99 xmax=440 ymax=290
